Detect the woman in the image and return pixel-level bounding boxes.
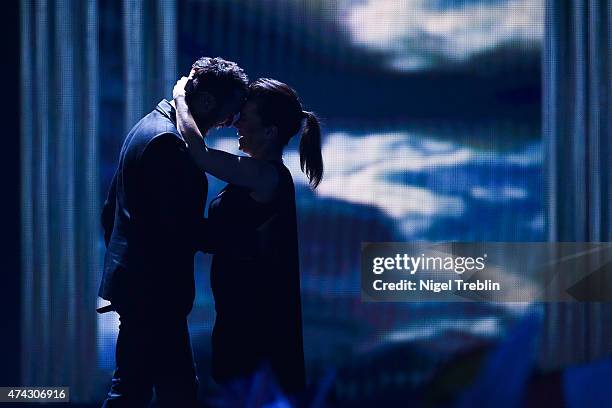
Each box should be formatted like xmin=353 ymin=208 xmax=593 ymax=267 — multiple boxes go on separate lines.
xmin=172 ymin=76 xmax=323 ymax=397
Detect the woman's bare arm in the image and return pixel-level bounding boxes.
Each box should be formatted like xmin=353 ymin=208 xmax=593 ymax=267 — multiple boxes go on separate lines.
xmin=172 ymin=77 xmax=278 ymax=194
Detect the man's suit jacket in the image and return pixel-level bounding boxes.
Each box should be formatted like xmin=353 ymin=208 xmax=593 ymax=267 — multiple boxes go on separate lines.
xmin=99 ymin=99 xmax=229 ymax=317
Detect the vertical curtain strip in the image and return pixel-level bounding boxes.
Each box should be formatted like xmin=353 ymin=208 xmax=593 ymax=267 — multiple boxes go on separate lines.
xmin=124 ymin=0 xmax=176 ymax=126
xmin=79 ymin=0 xmax=100 ymax=398
xmin=55 ymin=0 xmax=77 ymax=387
xmin=33 ymin=0 xmax=51 ymax=385
xmin=542 ymin=0 xmax=612 ymax=371
xmin=157 ymin=0 xmax=177 ymax=98
xmin=19 ymin=0 xmax=36 ymax=389
xmin=20 ymin=0 xmax=99 ymax=401
xmin=124 ymin=0 xmax=144 ymax=132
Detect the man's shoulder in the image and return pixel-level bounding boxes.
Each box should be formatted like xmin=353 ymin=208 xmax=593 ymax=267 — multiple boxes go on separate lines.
xmin=124 ymin=109 xmax=183 ymax=159
xmin=142 ymin=131 xmax=186 ymax=160
xmin=134 ymin=108 xmax=180 ymax=140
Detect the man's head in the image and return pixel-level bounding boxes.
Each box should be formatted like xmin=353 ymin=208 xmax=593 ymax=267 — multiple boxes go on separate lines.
xmin=184 ymin=57 xmax=249 ymax=131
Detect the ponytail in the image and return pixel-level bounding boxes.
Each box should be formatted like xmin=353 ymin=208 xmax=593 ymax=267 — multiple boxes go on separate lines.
xmin=299 ymin=111 xmax=323 ymax=189
xmin=247 ymin=78 xmax=324 ymax=188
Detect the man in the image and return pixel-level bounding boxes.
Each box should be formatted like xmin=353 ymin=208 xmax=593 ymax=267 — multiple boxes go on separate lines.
xmin=98 ymin=57 xmax=249 ymax=407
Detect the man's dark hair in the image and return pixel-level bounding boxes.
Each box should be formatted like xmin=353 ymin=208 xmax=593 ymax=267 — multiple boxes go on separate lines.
xmin=185 ymin=57 xmax=249 ymax=129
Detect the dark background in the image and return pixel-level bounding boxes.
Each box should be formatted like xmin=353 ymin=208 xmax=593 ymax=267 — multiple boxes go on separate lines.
xmin=3 ymin=0 xmax=21 ymax=389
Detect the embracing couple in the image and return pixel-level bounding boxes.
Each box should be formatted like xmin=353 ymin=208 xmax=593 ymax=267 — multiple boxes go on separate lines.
xmin=98 ymin=57 xmax=323 ymax=407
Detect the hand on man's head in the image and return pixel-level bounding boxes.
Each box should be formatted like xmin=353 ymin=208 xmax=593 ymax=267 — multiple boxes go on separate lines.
xmin=173 ymin=76 xmax=190 ymax=100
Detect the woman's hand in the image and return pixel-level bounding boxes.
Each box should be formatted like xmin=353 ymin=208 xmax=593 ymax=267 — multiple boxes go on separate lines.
xmin=173 ymin=76 xmax=190 ymax=100
xmin=173 ymin=76 xmax=205 ymax=148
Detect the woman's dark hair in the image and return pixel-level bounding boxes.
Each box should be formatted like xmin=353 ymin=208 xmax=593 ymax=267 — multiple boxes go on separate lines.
xmin=248 ymin=78 xmax=323 ymax=189
xmin=186 ymin=57 xmax=249 ymax=129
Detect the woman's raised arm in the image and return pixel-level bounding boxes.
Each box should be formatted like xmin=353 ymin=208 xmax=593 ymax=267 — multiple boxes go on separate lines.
xmin=172 ymin=76 xmax=278 ymax=195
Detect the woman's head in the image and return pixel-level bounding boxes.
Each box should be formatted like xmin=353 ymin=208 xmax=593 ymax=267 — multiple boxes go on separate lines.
xmin=235 ymin=78 xmax=323 ymax=189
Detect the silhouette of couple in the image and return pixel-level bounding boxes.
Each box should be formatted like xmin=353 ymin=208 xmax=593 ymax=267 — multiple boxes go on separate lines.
xmin=98 ymin=57 xmax=323 ymax=407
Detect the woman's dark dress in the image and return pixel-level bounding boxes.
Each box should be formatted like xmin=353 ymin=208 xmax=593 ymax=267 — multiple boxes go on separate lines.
xmin=208 ymin=160 xmax=306 ymax=394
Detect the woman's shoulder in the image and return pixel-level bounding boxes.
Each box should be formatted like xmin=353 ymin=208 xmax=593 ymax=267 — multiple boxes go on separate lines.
xmin=247 ymin=160 xmax=293 ymax=205
xmin=269 ymin=160 xmax=294 ymax=187
xmin=268 ymin=160 xmax=296 ymax=196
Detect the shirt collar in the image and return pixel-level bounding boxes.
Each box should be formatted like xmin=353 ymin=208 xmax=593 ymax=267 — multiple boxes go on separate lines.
xmin=155 ymin=99 xmax=177 ymax=125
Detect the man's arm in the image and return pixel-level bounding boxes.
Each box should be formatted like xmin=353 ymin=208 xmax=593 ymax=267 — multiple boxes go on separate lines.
xmin=139 ymin=134 xmax=194 ymax=249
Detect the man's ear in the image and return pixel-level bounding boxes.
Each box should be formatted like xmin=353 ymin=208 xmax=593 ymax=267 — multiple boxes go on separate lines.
xmin=265 ymin=125 xmax=278 ymax=140
xmin=197 ymin=91 xmax=216 ymax=114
